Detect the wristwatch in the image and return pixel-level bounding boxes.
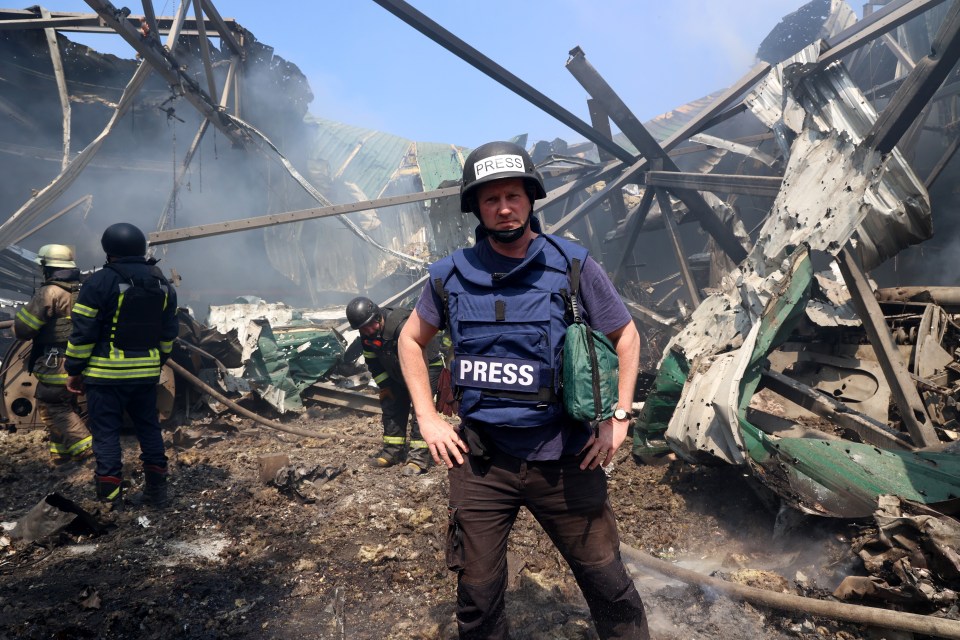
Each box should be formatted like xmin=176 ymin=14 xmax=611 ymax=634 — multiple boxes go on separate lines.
xmin=613 ymin=407 xmax=633 ymax=421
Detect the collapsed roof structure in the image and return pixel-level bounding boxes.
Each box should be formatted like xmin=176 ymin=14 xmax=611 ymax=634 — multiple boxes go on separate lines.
xmin=3 ymin=0 xmax=960 ymax=614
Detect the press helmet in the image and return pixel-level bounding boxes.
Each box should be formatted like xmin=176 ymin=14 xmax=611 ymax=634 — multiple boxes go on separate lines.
xmin=459 ymin=141 xmax=546 ymax=215
xmin=34 ymin=244 xmax=76 ymax=269
xmin=101 ymin=222 xmax=147 ymax=258
xmin=346 ymin=296 xmax=381 ymax=330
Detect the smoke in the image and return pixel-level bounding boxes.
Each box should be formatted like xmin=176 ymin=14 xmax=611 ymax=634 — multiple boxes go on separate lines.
xmin=0 ymin=28 xmax=386 ymax=320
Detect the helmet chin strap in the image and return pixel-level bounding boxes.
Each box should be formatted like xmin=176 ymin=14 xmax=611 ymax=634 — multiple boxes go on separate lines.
xmin=483 ymin=214 xmax=530 ymax=245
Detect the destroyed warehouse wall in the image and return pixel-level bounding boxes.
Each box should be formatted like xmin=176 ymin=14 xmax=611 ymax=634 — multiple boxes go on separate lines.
xmin=0 ymin=26 xmax=314 ymax=308
xmin=0 ymin=24 xmax=456 ymax=312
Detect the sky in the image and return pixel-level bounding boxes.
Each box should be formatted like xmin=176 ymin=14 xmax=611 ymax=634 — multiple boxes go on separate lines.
xmin=52 ymin=1 xmax=822 ymax=150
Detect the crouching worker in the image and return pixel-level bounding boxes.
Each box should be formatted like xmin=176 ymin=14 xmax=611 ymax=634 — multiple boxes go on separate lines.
xmin=65 ymin=223 xmax=178 ymax=509
xmin=14 ymin=244 xmax=92 ymax=465
xmin=346 ymin=296 xmax=443 ymax=476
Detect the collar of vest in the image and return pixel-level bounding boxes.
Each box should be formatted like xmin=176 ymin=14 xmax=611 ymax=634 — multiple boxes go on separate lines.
xmin=105 ymin=256 xmax=150 ymax=266
xmin=45 ymin=268 xmax=80 ymax=284
xmin=454 ymin=235 xmax=551 ymax=287
xmin=45 ymin=277 xmax=80 ymax=292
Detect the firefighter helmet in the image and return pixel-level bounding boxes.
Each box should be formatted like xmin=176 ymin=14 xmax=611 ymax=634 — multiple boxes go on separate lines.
xmin=34 ymin=244 xmax=76 ymax=269
xmin=459 ymin=141 xmax=546 ymax=214
xmin=101 ymin=222 xmax=147 ymax=258
xmin=346 ymin=297 xmax=381 ymax=330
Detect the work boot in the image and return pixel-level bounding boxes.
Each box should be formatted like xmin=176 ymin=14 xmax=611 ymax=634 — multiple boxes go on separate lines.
xmin=72 ymin=448 xmax=94 ymax=463
xmin=132 ymin=465 xmax=170 ymax=509
xmin=49 ymin=455 xmax=72 ymax=467
xmin=403 ymin=448 xmax=432 ymax=476
xmin=371 ymin=447 xmax=404 ymax=468
xmin=95 ymin=475 xmax=124 ymax=511
xmin=402 ymin=462 xmax=427 ymax=476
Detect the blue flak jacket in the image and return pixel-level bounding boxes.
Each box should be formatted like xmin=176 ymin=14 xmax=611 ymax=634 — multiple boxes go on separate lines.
xmin=429 ymin=231 xmax=587 ymax=428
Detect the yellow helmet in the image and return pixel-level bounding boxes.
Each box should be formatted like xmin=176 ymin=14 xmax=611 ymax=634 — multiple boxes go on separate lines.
xmin=35 ymin=244 xmax=76 ymax=269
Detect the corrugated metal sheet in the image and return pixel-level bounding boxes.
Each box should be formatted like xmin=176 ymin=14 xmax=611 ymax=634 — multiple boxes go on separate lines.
xmin=631 ymin=93 xmax=724 ymax=146
xmin=265 ymin=119 xmax=472 ymax=297
xmin=415 ymin=142 xmax=466 ymax=192
xmin=305 ymin=116 xmax=411 ymax=201
xmin=663 ymin=247 xmax=813 ymax=465
xmin=744 ymin=43 xmax=931 ymax=274
xmin=641 ymin=240 xmax=960 ymax=516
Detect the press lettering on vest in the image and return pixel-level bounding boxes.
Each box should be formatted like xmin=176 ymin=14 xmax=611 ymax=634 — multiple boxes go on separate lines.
xmin=456 ymin=355 xmax=538 ymax=392
xmin=474 ymin=154 xmax=524 ymax=180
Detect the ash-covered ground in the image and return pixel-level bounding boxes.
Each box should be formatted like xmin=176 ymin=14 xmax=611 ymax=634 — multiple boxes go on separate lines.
xmin=0 ymin=402 xmax=930 ymax=639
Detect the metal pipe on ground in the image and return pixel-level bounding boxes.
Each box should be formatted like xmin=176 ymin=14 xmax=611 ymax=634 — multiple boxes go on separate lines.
xmin=620 ymin=543 xmax=960 ymax=639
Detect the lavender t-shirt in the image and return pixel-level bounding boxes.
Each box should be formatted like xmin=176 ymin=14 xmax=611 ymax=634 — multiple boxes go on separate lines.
xmin=414 ymin=236 xmax=631 ymax=461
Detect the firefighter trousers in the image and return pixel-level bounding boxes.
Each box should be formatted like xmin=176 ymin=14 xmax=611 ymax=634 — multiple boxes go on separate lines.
xmin=380 ymin=363 xmax=442 ymax=465
xmin=446 ymin=449 xmax=649 ymax=639
xmin=35 ymin=382 xmax=92 ymax=460
xmin=85 ymin=383 xmax=167 ymax=479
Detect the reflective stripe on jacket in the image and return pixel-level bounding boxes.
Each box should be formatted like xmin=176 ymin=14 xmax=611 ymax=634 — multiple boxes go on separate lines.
xmin=361 ymin=307 xmax=443 ymax=389
xmin=15 ymin=276 xmax=81 ymax=383
xmin=65 ymin=257 xmax=178 ymax=384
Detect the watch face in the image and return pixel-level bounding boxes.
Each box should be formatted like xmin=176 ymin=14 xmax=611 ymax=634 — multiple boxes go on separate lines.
xmin=614 ymin=408 xmax=628 ymax=420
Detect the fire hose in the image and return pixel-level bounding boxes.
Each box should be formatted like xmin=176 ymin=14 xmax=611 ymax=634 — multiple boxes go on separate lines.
xmin=620 ymin=543 xmax=960 ymax=639
xmin=166 ymin=359 xmax=339 ymax=440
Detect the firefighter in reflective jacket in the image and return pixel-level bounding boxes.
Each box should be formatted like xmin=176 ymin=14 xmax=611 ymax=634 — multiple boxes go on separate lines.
xmin=14 ymin=244 xmax=92 ymax=464
xmin=65 ymin=223 xmax=178 ymax=508
xmin=346 ymin=296 xmax=443 ymax=475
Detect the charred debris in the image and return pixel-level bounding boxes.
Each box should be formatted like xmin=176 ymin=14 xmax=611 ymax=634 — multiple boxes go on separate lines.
xmin=2 ymin=0 xmax=960 ymax=626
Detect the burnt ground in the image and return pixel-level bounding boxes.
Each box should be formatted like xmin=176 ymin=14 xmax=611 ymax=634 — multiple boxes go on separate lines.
xmin=0 ymin=400 xmax=942 ymax=640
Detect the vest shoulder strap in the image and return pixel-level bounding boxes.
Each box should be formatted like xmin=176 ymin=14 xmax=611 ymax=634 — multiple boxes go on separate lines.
xmin=381 ymin=307 xmax=411 ymax=342
xmin=103 ymin=262 xmax=167 ymax=284
xmin=103 ymin=262 xmax=133 ymax=283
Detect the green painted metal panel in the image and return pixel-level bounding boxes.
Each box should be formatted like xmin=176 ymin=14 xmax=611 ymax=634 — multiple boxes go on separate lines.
xmin=246 ymin=321 xmax=344 ymax=413
xmin=735 ymin=246 xmax=960 ymax=515
xmin=633 ymin=349 xmax=689 ymax=457
xmin=416 ymin=142 xmax=466 ymax=192
xmin=741 ymin=421 xmax=960 ymax=516
xmin=738 ymin=247 xmax=814 ymax=417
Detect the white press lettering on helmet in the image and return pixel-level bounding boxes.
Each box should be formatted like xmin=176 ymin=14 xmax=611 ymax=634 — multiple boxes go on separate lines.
xmin=473 ymin=154 xmax=525 ymax=180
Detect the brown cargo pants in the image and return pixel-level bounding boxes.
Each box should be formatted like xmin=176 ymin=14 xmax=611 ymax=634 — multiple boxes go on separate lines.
xmin=446 ymin=449 xmax=649 ymax=639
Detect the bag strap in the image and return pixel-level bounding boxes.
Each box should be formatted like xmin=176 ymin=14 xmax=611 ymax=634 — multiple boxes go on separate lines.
xmin=433 ymin=275 xmax=451 ymax=329
xmin=569 ymin=258 xmax=584 ymax=324
xmin=568 ymin=257 xmax=604 ymax=420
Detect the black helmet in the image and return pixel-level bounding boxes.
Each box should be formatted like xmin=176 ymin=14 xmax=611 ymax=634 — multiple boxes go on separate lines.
xmin=346 ymin=296 xmax=381 ymax=330
xmin=101 ymin=222 xmax=147 ymax=257
xmin=460 ymin=141 xmax=546 ymax=214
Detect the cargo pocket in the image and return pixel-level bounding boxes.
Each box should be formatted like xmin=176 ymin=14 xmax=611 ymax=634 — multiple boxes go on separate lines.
xmin=446 ymin=506 xmax=465 ymax=572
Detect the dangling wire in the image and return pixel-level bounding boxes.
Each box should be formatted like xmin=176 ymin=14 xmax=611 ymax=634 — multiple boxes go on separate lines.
xmin=159 ymin=96 xmax=180 ymax=228
xmin=197 ymin=120 xmax=202 ymax=194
